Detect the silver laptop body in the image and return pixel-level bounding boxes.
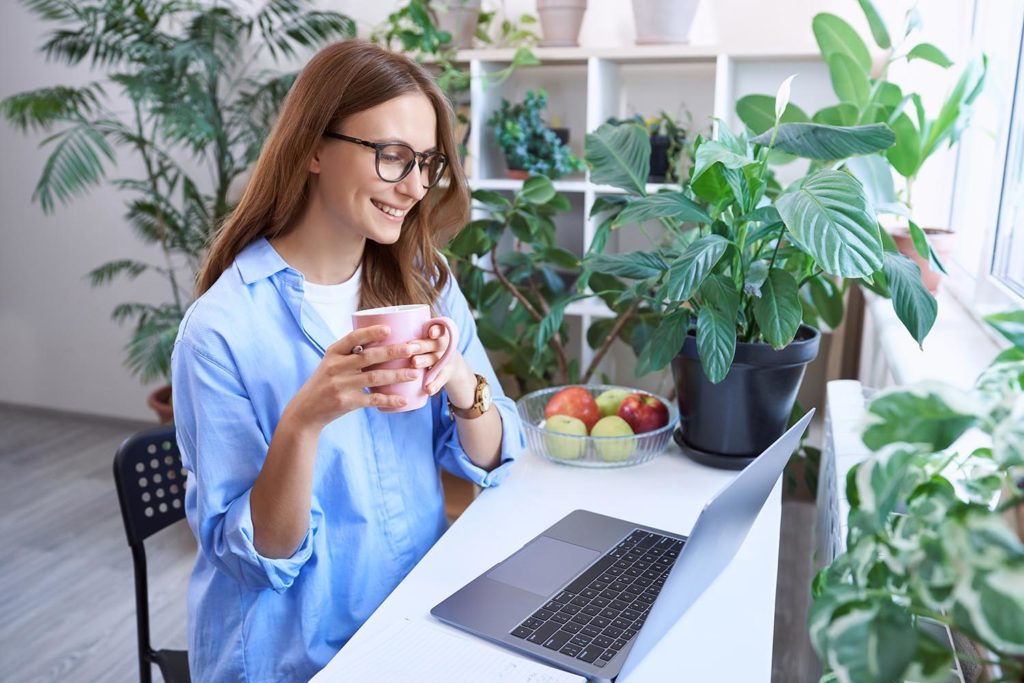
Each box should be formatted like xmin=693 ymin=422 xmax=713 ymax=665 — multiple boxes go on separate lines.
xmin=430 ymin=410 xmax=814 ymax=682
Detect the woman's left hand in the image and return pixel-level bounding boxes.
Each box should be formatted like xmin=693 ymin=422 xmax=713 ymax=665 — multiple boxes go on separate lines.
xmin=410 ymin=324 xmax=475 ymax=404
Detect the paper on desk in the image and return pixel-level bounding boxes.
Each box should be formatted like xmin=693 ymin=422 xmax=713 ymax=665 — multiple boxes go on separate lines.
xmin=318 ymin=616 xmax=586 ymax=683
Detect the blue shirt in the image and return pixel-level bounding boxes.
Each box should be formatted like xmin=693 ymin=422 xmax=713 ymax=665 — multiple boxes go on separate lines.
xmin=170 ymin=238 xmax=524 ymax=682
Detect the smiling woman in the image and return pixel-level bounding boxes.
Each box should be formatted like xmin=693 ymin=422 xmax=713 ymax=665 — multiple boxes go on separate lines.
xmin=172 ymin=40 xmax=525 ymax=682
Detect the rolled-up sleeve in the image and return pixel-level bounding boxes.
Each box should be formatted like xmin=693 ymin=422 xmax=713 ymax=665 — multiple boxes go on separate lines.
xmin=172 ymin=338 xmax=316 ymax=593
xmin=433 ymin=274 xmax=525 ymax=487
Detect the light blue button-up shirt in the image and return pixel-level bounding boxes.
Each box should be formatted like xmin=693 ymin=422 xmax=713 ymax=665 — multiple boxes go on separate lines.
xmin=171 ymin=238 xmax=524 ymax=682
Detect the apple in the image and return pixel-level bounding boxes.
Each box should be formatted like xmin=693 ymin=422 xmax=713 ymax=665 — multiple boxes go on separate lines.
xmin=543 ymin=414 xmax=588 ymax=459
xmin=617 ymin=393 xmax=669 ymax=434
xmin=595 ymin=388 xmax=633 ymax=418
xmin=590 ymin=415 xmax=635 ymax=462
xmin=544 ymin=386 xmax=601 ymax=431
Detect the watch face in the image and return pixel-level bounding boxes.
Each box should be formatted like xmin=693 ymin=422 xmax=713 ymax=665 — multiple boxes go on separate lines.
xmin=480 ymin=384 xmax=493 ymax=411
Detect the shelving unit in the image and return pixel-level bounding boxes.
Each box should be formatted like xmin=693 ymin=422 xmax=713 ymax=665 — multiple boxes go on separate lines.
xmin=457 ymin=45 xmax=828 ymax=391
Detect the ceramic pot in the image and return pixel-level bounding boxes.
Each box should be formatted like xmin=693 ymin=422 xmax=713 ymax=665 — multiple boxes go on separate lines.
xmin=432 ymin=0 xmax=482 ymax=49
xmin=147 ymin=384 xmax=174 ymax=425
xmin=632 ymin=0 xmax=700 ymax=45
xmin=537 ymin=0 xmax=587 ymax=47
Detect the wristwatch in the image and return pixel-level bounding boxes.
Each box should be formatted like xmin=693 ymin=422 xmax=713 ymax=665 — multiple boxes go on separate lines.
xmin=447 ymin=373 xmax=492 ymax=419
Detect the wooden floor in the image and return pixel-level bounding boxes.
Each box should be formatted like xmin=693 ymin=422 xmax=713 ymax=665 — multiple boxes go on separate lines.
xmin=0 ymin=403 xmax=819 ymax=682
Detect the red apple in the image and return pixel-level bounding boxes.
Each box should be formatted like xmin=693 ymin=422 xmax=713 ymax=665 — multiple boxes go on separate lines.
xmin=544 ymin=386 xmax=601 ymax=431
xmin=617 ymin=393 xmax=669 ymax=434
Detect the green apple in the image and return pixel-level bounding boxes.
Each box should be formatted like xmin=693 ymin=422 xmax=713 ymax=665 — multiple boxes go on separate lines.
xmin=543 ymin=415 xmax=588 ymax=460
xmin=590 ymin=415 xmax=636 ymax=462
xmin=595 ymin=388 xmax=633 ymax=418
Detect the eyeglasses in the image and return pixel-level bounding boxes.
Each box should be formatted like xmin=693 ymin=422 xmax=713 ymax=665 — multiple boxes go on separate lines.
xmin=323 ymin=132 xmax=449 ymax=189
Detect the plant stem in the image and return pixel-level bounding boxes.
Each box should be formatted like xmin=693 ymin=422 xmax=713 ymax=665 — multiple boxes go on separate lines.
xmin=489 ymin=245 xmax=569 ymax=383
xmin=768 ymin=225 xmax=787 ymax=272
xmin=581 ymin=299 xmax=639 ymax=383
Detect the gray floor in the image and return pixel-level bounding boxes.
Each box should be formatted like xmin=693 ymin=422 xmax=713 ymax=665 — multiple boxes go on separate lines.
xmin=0 ymin=403 xmax=820 ymax=682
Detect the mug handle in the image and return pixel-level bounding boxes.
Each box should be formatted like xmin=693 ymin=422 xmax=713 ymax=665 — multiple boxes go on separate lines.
xmin=422 ymin=316 xmax=459 ymax=388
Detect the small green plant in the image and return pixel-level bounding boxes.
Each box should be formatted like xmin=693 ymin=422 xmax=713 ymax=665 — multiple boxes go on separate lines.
xmin=606 ymin=111 xmax=692 ymax=184
xmin=444 ymin=175 xmax=641 ymax=394
xmin=488 ymin=89 xmax=585 ymax=179
xmin=811 ymin=309 xmax=1024 ymax=682
xmin=1 ymin=0 xmax=354 ymax=384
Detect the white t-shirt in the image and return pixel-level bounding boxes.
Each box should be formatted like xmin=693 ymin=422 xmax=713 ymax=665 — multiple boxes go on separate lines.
xmin=303 ymin=264 xmax=362 ymax=341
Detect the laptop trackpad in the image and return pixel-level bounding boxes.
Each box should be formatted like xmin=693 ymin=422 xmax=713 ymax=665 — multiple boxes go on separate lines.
xmin=486 ymin=536 xmax=600 ymax=596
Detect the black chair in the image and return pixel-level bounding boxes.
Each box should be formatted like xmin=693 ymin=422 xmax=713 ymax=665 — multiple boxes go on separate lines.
xmin=113 ymin=426 xmax=192 ymax=683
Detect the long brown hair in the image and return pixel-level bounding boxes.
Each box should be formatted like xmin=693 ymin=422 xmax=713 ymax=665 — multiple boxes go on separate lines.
xmin=194 ymin=40 xmax=469 ymax=309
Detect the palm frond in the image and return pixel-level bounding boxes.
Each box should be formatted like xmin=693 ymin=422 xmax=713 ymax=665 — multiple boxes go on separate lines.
xmin=123 ymin=302 xmax=185 ymax=383
xmin=33 ymin=121 xmax=116 ymax=212
xmin=255 ymin=3 xmax=355 ymax=60
xmin=22 ymin=0 xmax=81 ymax=22
xmin=88 ymin=259 xmax=152 ymax=286
xmin=0 ymin=82 xmax=106 ymax=132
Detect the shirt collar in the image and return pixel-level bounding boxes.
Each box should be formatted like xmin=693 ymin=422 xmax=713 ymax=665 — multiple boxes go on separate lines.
xmin=235 ymin=237 xmax=292 ymax=285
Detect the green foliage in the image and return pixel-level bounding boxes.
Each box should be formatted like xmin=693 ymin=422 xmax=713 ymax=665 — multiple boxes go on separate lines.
xmin=487 ymin=89 xmax=585 ymax=179
xmin=1 ymin=0 xmax=354 ymax=384
xmin=604 ymin=111 xmax=693 ymax=184
xmin=812 ymin=311 xmax=1024 ymax=682
xmin=580 ymin=88 xmax=935 ymax=383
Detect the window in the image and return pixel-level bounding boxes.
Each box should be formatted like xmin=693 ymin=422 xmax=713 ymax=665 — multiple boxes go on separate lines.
xmin=991 ymin=31 xmax=1024 ymax=297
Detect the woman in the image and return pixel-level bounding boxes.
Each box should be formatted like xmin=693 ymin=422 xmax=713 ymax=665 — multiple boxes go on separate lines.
xmin=171 ymin=40 xmax=524 ymax=682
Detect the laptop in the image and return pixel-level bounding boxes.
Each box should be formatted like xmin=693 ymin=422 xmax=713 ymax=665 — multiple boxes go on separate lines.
xmin=431 ymin=409 xmax=814 ymax=682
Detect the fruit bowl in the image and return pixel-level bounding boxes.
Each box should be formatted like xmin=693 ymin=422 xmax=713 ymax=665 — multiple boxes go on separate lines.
xmin=516 ymin=384 xmax=679 ymax=468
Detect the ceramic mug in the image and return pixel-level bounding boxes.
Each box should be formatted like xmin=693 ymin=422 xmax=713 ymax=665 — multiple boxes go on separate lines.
xmin=351 ymin=304 xmax=459 ymax=412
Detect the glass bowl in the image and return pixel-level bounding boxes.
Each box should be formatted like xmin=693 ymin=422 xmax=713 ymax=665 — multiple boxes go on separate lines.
xmin=516 ymin=384 xmax=679 ymax=468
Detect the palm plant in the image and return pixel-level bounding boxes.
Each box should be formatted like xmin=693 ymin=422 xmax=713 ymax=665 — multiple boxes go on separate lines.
xmin=1 ymin=0 xmax=355 ymax=384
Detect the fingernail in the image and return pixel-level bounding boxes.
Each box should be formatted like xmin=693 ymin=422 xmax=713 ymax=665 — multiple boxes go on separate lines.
xmin=380 ymin=326 xmax=390 ymax=335
xmin=406 ymin=369 xmax=420 ymax=380
xmin=407 ymin=343 xmax=421 ymax=353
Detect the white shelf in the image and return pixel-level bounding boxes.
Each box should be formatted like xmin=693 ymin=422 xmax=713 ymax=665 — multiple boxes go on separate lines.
xmin=565 ymin=300 xmax=616 ymax=319
xmin=473 ymin=177 xmax=589 ymax=193
xmin=453 ymin=45 xmax=820 ymax=64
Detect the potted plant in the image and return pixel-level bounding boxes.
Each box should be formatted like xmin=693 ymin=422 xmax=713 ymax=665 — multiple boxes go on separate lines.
xmin=487 ymin=89 xmax=585 ymax=179
xmin=606 ymin=112 xmax=692 ymax=184
xmin=578 ymin=78 xmax=938 ymax=467
xmin=536 ymin=0 xmax=587 ymax=48
xmin=810 ymin=309 xmax=1024 ymax=682
xmin=736 ymin=4 xmax=986 ymax=293
xmin=444 ymin=175 xmax=647 ymax=396
xmin=430 ymin=0 xmax=483 ymax=50
xmin=1 ymin=0 xmax=355 ymax=422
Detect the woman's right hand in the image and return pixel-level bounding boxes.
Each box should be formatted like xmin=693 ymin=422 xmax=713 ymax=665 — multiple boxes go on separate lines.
xmin=282 ymin=324 xmax=421 ymax=432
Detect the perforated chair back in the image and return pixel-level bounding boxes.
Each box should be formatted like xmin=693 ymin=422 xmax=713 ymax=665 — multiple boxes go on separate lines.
xmin=113 ymin=426 xmax=191 ymax=683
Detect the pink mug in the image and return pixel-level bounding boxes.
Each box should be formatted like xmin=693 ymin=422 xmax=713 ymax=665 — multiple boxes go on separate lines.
xmin=351 ymin=304 xmax=459 ymax=412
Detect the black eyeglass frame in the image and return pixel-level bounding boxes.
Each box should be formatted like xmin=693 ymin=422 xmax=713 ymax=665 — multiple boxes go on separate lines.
xmin=323 ymin=132 xmax=449 ymax=188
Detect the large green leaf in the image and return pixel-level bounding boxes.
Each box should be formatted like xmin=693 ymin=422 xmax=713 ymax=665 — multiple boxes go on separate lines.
xmin=662 ymin=235 xmax=730 ymax=302
xmin=952 ymin=565 xmax=1024 ymax=655
xmin=845 ymin=154 xmax=902 ymax=216
xmin=828 ymin=52 xmax=871 ymax=107
xmin=585 ymin=122 xmax=650 ymax=195
xmin=852 ymin=445 xmax=925 ymax=532
xmin=697 ymin=275 xmax=739 ymax=383
xmin=775 ymin=169 xmax=883 ymax=277
xmin=857 ymin=0 xmax=891 ymax=49
xmin=691 ymin=139 xmax=755 ymax=182
xmin=752 ymin=268 xmax=802 ymax=349
xmin=735 ymin=94 xmax=809 ymax=135
xmin=753 ymin=122 xmax=894 ymax=160
xmin=823 ymin=600 xmax=917 ymax=683
xmin=882 ymin=252 xmax=937 ymax=345
xmin=614 ymin=192 xmax=711 ymax=228
xmin=907 ymin=43 xmax=953 ymax=68
xmin=635 ymin=309 xmax=689 ymax=376
xmin=984 ymin=310 xmax=1024 ymax=350
xmin=862 ymin=384 xmax=978 ymax=451
xmin=519 ymin=174 xmax=556 ymax=204
xmin=887 ymin=113 xmax=922 ymax=178
xmin=813 ymin=103 xmax=859 ymax=127
xmin=584 ymin=251 xmax=667 ymax=280
xmin=813 ymin=13 xmax=872 ymax=74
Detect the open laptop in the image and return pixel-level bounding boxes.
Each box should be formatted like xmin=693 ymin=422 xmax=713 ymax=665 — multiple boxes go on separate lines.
xmin=431 ymin=409 xmax=814 ymax=682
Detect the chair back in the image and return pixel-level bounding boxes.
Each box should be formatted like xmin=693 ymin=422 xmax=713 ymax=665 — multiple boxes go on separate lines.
xmin=113 ymin=426 xmax=187 ymax=546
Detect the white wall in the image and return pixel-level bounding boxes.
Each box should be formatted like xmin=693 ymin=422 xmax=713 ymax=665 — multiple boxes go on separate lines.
xmin=0 ymin=0 xmax=973 ymax=420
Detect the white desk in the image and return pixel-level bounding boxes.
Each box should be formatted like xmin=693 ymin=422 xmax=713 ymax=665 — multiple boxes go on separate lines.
xmin=314 ymin=444 xmax=782 ymax=681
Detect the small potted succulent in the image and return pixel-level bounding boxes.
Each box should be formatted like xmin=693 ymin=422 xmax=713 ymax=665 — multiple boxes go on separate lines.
xmin=487 ymin=89 xmax=585 ymax=179
xmin=606 ymin=111 xmax=691 ymax=184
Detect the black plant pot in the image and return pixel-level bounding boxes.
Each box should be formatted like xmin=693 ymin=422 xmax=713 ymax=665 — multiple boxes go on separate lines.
xmin=670 ymin=325 xmax=821 ymax=469
xmin=648 ymin=135 xmax=670 ymax=182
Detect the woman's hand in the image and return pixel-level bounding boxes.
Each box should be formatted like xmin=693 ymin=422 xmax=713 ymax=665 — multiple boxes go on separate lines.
xmin=282 ymin=324 xmax=423 ymax=432
xmin=409 ymin=324 xmax=476 ymax=408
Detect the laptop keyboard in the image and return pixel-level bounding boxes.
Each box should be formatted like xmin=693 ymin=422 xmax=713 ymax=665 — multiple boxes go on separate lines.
xmin=509 ymin=529 xmax=683 ymax=669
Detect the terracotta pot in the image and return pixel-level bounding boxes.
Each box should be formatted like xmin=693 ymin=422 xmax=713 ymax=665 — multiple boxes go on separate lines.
xmin=891 ymin=226 xmax=957 ymax=293
xmin=632 ymin=0 xmax=700 ymax=45
xmin=147 ymin=384 xmax=174 ymax=424
xmin=506 ymin=168 xmax=529 ymax=180
xmin=537 ymin=0 xmax=587 ymax=47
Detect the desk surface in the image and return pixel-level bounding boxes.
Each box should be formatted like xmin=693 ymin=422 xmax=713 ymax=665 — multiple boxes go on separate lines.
xmin=314 ymin=445 xmax=782 ymax=681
